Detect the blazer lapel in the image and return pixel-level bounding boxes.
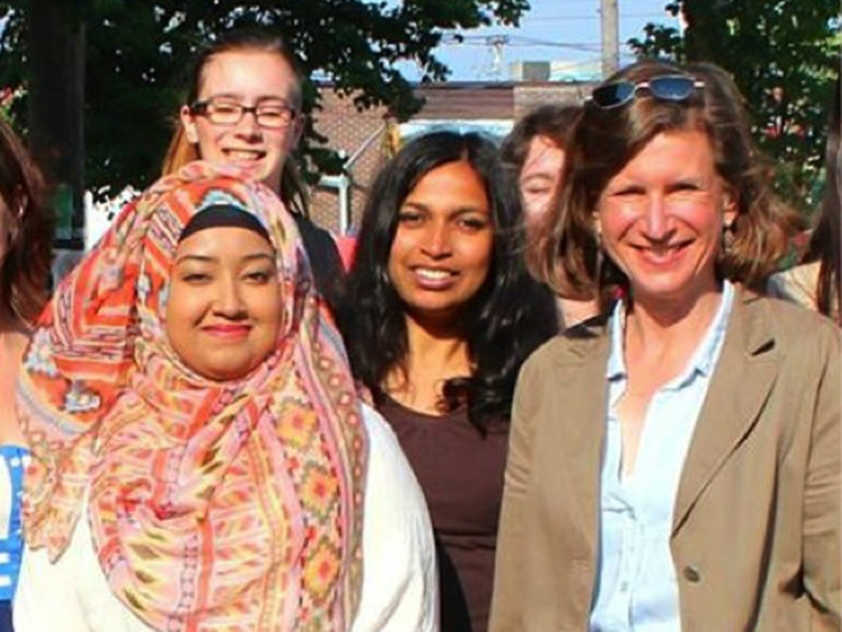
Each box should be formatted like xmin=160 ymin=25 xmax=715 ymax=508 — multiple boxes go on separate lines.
xmin=553 ymin=323 xmax=611 ymax=540
xmin=672 ymin=290 xmax=778 ymax=535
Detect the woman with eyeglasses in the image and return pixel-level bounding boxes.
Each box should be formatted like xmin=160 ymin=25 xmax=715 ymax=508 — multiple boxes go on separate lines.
xmin=161 ymin=29 xmax=345 ymax=314
xmin=489 ymin=60 xmax=840 ymax=630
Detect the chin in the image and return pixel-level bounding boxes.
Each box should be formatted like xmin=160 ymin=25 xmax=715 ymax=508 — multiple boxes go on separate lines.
xmin=198 ymin=364 xmax=254 ymax=382
xmin=407 ymin=303 xmax=464 ymax=326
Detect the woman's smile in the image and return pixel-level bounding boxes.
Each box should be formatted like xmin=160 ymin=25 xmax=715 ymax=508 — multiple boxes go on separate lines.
xmin=200 ymin=322 xmax=253 ymax=340
xmin=410 ymin=266 xmax=459 ymax=289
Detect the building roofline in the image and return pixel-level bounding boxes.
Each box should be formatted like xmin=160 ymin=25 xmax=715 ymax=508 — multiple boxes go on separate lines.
xmin=314 ymin=79 xmax=593 ymax=90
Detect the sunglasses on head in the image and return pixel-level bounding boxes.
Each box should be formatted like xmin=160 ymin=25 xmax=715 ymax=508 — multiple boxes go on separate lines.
xmin=588 ymin=74 xmax=705 ymax=110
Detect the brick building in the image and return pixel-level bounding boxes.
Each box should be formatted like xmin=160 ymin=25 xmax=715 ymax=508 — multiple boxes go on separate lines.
xmin=308 ymin=80 xmax=595 ymax=234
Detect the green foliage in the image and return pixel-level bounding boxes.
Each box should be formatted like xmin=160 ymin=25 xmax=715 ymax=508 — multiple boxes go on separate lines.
xmin=629 ymin=0 xmax=839 ymax=216
xmin=0 ymin=0 xmax=529 ymax=193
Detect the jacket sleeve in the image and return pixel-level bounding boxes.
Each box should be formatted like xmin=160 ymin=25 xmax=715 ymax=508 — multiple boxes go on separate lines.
xmin=803 ymin=325 xmax=841 ymax=627
xmin=488 ymin=357 xmax=540 ymax=631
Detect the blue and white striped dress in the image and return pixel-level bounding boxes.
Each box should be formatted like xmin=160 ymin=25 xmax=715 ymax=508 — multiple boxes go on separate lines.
xmin=0 ymin=445 xmax=28 ymax=632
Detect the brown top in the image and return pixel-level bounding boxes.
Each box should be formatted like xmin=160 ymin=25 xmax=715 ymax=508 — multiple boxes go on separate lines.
xmin=378 ymin=395 xmax=508 ymax=632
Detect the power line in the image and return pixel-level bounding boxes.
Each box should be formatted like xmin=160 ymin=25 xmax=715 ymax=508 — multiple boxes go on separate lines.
xmin=521 ymin=13 xmax=677 ymax=21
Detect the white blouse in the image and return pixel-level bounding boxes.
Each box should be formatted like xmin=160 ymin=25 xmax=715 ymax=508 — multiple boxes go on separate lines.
xmin=14 ymin=403 xmax=438 ymax=631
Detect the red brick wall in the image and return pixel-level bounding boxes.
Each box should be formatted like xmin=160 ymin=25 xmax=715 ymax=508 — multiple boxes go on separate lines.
xmin=309 ymin=90 xmax=389 ymax=234
xmin=309 ymin=81 xmax=597 ymax=234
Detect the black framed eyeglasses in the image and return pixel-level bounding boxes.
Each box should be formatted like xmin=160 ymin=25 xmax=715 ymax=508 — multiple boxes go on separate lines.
xmin=588 ymin=75 xmax=705 ymax=110
xmin=190 ymin=97 xmax=298 ymax=129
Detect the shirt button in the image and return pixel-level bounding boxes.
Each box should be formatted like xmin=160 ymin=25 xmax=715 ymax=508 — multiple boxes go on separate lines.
xmin=683 ymin=565 xmax=702 ymax=583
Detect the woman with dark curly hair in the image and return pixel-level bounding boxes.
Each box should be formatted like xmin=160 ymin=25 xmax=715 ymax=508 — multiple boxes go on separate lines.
xmin=0 ymin=116 xmax=52 ymax=630
xmin=341 ymin=131 xmax=557 ymax=631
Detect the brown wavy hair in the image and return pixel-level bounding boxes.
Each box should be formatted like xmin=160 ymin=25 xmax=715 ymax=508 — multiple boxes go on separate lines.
xmin=803 ymin=74 xmax=840 ymax=322
xmin=500 ymin=103 xmax=582 ymax=173
xmin=161 ymin=29 xmax=310 ymax=215
xmin=530 ymin=59 xmax=799 ymax=298
xmin=0 ymin=117 xmax=53 ymax=324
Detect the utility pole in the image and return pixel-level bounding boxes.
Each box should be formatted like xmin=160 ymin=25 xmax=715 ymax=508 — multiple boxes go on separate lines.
xmin=600 ymin=0 xmax=620 ymax=79
xmin=27 ymin=0 xmax=86 ymax=250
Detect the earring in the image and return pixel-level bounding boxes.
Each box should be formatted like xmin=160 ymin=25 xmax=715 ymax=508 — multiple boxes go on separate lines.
xmin=721 ymin=220 xmax=735 ymax=252
xmin=184 ymin=123 xmax=199 ymax=144
xmin=592 ymin=228 xmax=604 ymax=282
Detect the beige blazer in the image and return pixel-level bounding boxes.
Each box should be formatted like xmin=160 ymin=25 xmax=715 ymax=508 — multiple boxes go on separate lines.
xmin=490 ymin=289 xmax=840 ymax=631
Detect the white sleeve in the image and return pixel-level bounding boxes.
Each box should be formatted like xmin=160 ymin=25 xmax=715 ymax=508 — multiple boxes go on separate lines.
xmin=14 ymin=501 xmax=153 ymax=632
xmin=14 ymin=539 xmax=89 ymax=632
xmin=352 ymin=403 xmax=439 ymax=632
xmin=16 ymin=405 xmax=439 ymax=632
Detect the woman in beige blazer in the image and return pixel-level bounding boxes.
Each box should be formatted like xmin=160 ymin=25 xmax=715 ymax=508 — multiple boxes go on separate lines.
xmin=490 ymin=60 xmax=840 ymax=631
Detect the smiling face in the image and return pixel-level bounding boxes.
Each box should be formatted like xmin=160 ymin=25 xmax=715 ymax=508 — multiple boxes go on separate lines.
xmin=595 ymin=129 xmax=736 ymax=308
xmin=387 ymin=160 xmax=494 ymax=327
xmin=519 ymin=134 xmax=565 ymax=231
xmin=165 ymin=226 xmax=282 ymax=381
xmin=180 ymin=49 xmax=302 ymax=192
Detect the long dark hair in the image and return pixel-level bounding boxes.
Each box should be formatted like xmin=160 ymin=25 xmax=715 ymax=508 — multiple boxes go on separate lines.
xmin=161 ymin=28 xmax=310 ymax=216
xmin=803 ymin=75 xmax=841 ymax=322
xmin=340 ymin=131 xmax=557 ymax=433
xmin=0 ymin=117 xmax=53 ymax=323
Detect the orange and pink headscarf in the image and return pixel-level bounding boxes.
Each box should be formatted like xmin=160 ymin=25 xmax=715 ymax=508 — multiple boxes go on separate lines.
xmin=17 ymin=161 xmax=368 ymax=631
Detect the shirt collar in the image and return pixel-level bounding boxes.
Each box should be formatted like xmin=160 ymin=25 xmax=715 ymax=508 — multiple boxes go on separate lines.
xmin=606 ymin=300 xmax=627 ymax=380
xmin=605 ymin=280 xmax=735 ymax=383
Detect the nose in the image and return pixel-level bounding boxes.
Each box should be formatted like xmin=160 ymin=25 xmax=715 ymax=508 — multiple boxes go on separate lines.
xmin=213 ymin=276 xmax=247 ymax=318
xmin=234 ymin=108 xmax=261 ymax=139
xmin=641 ymin=193 xmax=671 ymax=240
xmin=419 ymin=221 xmax=452 ymax=259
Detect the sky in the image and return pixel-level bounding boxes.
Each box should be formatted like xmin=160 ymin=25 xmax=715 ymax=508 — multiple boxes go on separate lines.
xmin=397 ymin=0 xmax=681 ymax=82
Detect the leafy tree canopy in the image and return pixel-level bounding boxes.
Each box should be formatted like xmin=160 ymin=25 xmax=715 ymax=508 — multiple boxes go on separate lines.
xmin=0 ymin=0 xmax=529 ymax=193
xmin=629 ymin=0 xmax=839 ymax=215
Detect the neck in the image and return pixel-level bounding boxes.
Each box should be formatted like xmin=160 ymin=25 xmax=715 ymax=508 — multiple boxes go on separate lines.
xmin=0 ymin=305 xmax=26 ymax=337
xmin=625 ymin=281 xmax=724 ymax=353
xmin=403 ymin=312 xmax=471 ymax=378
xmin=0 ymin=305 xmax=32 ymax=447
xmin=382 ymin=312 xmax=471 ymax=414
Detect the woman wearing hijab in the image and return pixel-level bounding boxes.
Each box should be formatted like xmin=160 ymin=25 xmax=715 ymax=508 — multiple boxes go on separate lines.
xmin=13 ymin=162 xmax=436 ymax=631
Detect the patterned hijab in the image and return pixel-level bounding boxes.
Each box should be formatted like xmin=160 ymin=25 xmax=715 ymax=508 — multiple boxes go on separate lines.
xmin=17 ymin=162 xmax=368 ymax=631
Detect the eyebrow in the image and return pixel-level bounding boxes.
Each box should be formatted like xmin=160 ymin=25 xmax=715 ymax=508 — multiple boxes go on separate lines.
xmin=203 ymin=92 xmax=294 ymax=105
xmin=174 ymin=252 xmax=276 ymax=265
xmin=401 ymin=201 xmax=489 ymax=215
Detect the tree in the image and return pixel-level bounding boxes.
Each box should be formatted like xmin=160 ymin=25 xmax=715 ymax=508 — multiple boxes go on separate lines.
xmin=629 ymin=0 xmax=839 ymax=215
xmin=0 ymin=0 xmax=529 ymax=196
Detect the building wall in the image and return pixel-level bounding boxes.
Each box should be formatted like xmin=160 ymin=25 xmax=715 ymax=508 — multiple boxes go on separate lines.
xmin=308 ymin=90 xmax=389 ymax=234
xmin=512 ymin=82 xmax=593 ymax=118
xmin=310 ymin=80 xmax=597 ymax=234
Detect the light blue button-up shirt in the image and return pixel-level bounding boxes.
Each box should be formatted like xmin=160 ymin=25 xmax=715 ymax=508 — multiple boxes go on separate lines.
xmin=589 ymin=281 xmax=734 ymax=632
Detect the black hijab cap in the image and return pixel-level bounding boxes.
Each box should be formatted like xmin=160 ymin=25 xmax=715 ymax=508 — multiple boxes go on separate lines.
xmin=179 ymin=204 xmax=271 ymax=244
